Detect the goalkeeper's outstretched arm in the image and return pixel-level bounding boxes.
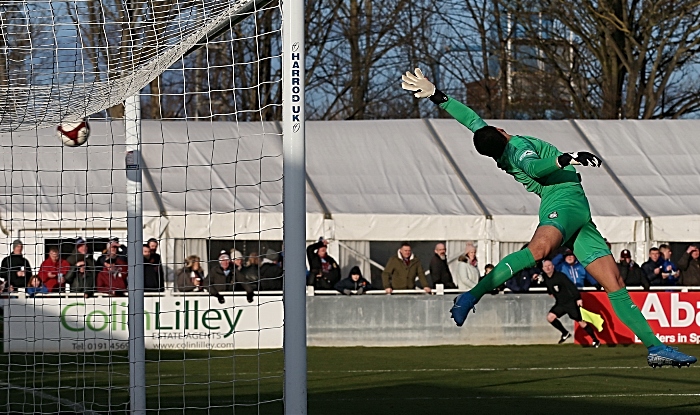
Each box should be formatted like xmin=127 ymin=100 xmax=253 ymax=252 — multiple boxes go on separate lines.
xmin=401 ymin=68 xmax=487 ymax=133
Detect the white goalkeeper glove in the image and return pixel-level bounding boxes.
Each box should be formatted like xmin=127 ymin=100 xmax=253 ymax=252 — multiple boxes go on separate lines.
xmin=557 ymin=152 xmax=602 ymax=168
xmin=401 ymin=68 xmax=436 ymax=98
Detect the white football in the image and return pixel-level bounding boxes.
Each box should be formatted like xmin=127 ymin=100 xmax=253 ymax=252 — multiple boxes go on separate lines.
xmin=56 ymin=119 xmax=90 ymax=147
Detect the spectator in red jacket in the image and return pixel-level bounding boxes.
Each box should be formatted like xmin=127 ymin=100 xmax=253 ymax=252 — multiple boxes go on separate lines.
xmin=97 ymin=257 xmax=128 ymax=296
xmin=38 ymin=247 xmax=70 ymax=292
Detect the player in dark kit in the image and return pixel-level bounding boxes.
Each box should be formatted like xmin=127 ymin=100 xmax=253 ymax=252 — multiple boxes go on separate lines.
xmin=542 ymin=259 xmax=599 ymax=347
xmin=401 ymin=68 xmax=696 ymax=368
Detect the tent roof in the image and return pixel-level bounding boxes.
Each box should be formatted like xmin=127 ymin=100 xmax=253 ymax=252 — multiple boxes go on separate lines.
xmin=576 ymin=120 xmax=700 ymax=217
xmin=1 ymin=118 xmax=698 ymax=227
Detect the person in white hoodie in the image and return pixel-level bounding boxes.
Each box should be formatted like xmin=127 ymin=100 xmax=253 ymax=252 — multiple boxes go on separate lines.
xmin=454 ymin=243 xmax=480 ymax=290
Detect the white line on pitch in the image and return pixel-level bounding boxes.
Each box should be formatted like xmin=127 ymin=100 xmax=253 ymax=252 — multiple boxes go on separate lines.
xmin=0 ymin=381 xmax=100 ymax=415
xmin=307 ymin=366 xmax=649 ymax=373
xmin=144 ymin=365 xmax=667 ymax=377
xmin=311 ymin=393 xmax=700 ymax=402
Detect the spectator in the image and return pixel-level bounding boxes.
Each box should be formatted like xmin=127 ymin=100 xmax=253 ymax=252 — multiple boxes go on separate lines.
xmin=306 ymin=238 xmax=341 ymax=290
xmin=479 ymin=264 xmax=501 ymax=295
xmin=96 ymin=238 xmax=127 ymax=273
xmin=335 ymin=266 xmax=372 ymax=295
xmin=204 ymin=251 xmax=233 ymax=304
xmin=659 ymin=244 xmax=679 ymax=286
xmin=641 ymin=247 xmax=664 ymax=286
xmin=97 ymin=257 xmax=128 ymax=296
xmin=38 ymin=246 xmax=71 ymax=292
xmin=0 ymin=275 xmax=12 ymax=294
xmin=552 ymin=250 xmax=597 ymax=288
xmin=617 ymin=249 xmax=649 ymax=290
xmin=65 ymin=237 xmax=96 ymax=297
xmin=246 ymin=252 xmax=260 ymax=269
xmin=529 ymin=267 xmax=546 ymax=289
xmin=143 ymin=244 xmax=165 ymax=292
xmin=0 ymin=239 xmax=32 ymax=289
xmin=429 ymin=243 xmax=455 ymax=288
xmin=505 ymin=267 xmax=541 ymax=293
xmin=26 ymin=275 xmax=48 ymax=297
xmin=175 ymin=255 xmax=205 ymax=292
xmin=242 ymin=252 xmax=261 ymax=288
xmin=678 ymin=245 xmax=700 ymax=287
xmin=259 ymin=249 xmax=283 ymax=291
xmin=110 ymin=237 xmax=128 ymax=259
xmin=147 ymin=238 xmax=161 ymax=264
xmin=227 ymin=250 xmax=257 ymax=300
xmin=382 ymin=242 xmax=430 ymax=294
xmin=542 ymin=259 xmax=599 ymax=347
xmin=454 ymin=243 xmax=480 ymax=290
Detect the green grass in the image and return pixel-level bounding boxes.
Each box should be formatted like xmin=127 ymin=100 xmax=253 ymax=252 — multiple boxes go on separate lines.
xmin=1 ymin=345 xmax=699 ymax=414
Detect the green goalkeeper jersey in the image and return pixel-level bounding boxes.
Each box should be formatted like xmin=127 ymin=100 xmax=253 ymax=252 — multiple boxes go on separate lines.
xmin=440 ymin=96 xmax=582 ymax=198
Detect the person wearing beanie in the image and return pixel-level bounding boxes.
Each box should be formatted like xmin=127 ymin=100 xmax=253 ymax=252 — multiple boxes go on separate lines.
xmin=0 ymin=239 xmax=33 ymax=289
xmin=401 ymin=67 xmax=696 ymax=367
xmin=616 ymin=249 xmax=649 ymax=290
xmin=65 ymin=237 xmax=97 ymax=296
xmin=334 ymin=266 xmax=372 ymax=295
xmin=551 ymin=250 xmax=598 ymax=289
xmin=258 ymin=248 xmax=283 ymax=291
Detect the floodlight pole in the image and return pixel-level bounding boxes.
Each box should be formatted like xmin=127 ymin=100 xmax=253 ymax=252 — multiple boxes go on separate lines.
xmin=125 ymin=94 xmax=146 ymax=415
xmin=282 ymin=0 xmax=307 ymax=413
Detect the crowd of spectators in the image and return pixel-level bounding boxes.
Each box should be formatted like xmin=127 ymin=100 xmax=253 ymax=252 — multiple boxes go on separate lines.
xmin=172 ymin=247 xmax=283 ymax=303
xmin=1 ymin=238 xmax=699 ymax=298
xmin=302 ymin=240 xmax=700 ymax=295
xmin=0 ymin=237 xmax=161 ymax=298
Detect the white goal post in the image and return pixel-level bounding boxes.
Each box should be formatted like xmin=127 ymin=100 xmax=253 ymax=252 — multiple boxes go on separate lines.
xmin=0 ymin=0 xmax=306 ymax=413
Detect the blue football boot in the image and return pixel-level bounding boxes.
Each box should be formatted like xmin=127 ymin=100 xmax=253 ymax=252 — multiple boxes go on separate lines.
xmin=450 ymin=292 xmax=477 ymax=327
xmin=647 ymin=345 xmax=698 ymax=368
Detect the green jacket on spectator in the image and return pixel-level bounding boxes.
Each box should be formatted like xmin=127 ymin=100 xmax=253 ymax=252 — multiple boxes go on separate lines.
xmin=382 ymin=251 xmax=428 ymax=290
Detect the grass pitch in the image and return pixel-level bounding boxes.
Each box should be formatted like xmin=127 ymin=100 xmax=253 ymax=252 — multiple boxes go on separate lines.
xmin=1 ymin=344 xmax=699 ymax=414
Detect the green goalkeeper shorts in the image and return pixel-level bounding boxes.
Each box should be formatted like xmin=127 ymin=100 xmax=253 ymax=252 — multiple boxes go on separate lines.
xmin=538 ymin=190 xmax=611 ymax=268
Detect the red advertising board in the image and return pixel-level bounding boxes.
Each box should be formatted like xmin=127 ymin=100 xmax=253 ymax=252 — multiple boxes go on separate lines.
xmin=575 ymin=291 xmax=700 ymax=345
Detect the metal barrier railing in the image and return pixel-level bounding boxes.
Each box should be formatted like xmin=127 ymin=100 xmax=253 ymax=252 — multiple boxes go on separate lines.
xmin=4 ymin=284 xmax=699 ymax=299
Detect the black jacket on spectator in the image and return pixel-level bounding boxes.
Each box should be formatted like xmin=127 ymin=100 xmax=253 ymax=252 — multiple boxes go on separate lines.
xmin=0 ymin=254 xmax=32 ymax=288
xmin=334 ymin=266 xmax=372 ymax=294
xmin=306 ymin=242 xmax=341 ymax=289
xmin=65 ymin=252 xmax=96 ymax=294
xmin=232 ymin=265 xmax=256 ymax=300
xmin=206 ymin=263 xmax=234 ymax=297
xmin=143 ymin=255 xmax=165 ymax=292
xmin=505 ymin=267 xmax=539 ymax=293
xmin=618 ymin=261 xmax=649 ymax=290
xmin=428 ymin=254 xmax=455 ymax=288
xmin=258 ymin=261 xmax=283 ymax=291
xmin=545 ymin=271 xmax=581 ymax=305
xmin=678 ymin=252 xmax=700 ymax=286
xmin=641 ymin=257 xmax=664 ymax=286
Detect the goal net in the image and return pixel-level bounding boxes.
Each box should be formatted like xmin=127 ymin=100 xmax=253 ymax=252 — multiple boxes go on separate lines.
xmin=0 ymin=0 xmax=303 ymax=413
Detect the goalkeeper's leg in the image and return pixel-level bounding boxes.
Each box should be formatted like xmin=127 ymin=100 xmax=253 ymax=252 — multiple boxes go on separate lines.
xmin=471 ymin=226 xmax=560 ymax=299
xmin=450 ymin=226 xmax=561 ymax=326
xmin=576 ymin=222 xmax=696 ymax=367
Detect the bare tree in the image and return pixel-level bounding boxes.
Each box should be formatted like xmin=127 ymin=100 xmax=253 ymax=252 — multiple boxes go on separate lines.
xmin=306 ymin=0 xmax=439 ymax=120
xmin=509 ymin=0 xmax=700 ymax=119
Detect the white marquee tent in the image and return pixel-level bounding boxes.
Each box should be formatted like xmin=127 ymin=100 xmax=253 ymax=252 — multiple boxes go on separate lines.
xmin=1 ymin=118 xmax=699 ymax=275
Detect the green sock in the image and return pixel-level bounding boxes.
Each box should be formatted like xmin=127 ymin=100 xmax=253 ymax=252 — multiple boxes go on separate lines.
xmin=469 ymin=248 xmax=536 ymax=300
xmin=607 ymin=288 xmax=662 ymax=348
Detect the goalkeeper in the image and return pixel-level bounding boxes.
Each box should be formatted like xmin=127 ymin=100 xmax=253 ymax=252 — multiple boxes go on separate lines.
xmin=401 ymin=68 xmax=696 ymax=368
